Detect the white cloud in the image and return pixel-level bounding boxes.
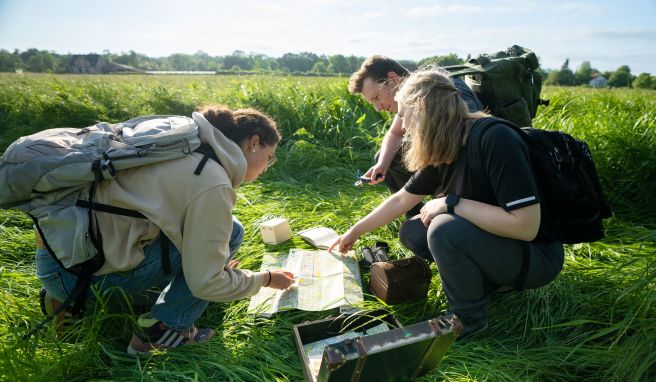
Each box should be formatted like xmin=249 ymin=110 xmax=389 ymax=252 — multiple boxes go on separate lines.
xmin=404 ymin=1 xmax=598 ymax=18
xmin=253 ymin=3 xmax=286 ymax=12
xmin=358 ymin=10 xmax=390 ymax=19
xmin=587 ymin=29 xmax=656 ymax=40
xmin=405 ymin=4 xmax=484 ymax=18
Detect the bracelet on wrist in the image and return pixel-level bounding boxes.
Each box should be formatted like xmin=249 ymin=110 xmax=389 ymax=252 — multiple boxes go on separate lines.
xmin=265 ymin=270 xmax=272 ymax=287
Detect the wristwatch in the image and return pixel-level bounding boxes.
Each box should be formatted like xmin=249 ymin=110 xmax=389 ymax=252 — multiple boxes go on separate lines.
xmin=445 ymin=194 xmax=460 ymax=214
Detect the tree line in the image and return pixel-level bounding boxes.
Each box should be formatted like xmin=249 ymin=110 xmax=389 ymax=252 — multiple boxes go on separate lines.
xmin=544 ymin=58 xmax=655 ymax=90
xmin=1 ymin=48 xmax=653 ymax=89
xmin=0 ymin=49 xmax=378 ymax=76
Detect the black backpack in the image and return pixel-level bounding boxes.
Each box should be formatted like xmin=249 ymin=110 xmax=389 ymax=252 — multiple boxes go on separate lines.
xmin=469 ymin=117 xmax=612 ymax=244
xmin=445 ymin=45 xmax=550 ymax=127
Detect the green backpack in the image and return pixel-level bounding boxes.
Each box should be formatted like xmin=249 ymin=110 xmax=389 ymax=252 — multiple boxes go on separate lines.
xmin=445 ymin=45 xmax=550 ymax=127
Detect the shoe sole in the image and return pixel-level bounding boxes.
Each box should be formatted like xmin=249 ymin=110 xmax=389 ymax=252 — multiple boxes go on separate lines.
xmin=126 ymin=343 xmax=151 ymax=355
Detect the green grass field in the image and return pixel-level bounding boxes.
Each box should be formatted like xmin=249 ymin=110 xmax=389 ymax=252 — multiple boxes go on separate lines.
xmin=0 ymin=74 xmax=654 ymax=381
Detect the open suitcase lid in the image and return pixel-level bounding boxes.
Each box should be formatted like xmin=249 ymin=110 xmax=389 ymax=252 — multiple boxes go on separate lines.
xmin=293 ymin=311 xmax=461 ymax=382
xmin=319 ymin=314 xmax=461 ymax=381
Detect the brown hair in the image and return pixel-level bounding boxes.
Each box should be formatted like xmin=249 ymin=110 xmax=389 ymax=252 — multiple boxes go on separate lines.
xmin=197 ymin=104 xmax=281 ymax=147
xmin=396 ymin=66 xmax=489 ymax=171
xmin=348 ymin=55 xmax=410 ymax=94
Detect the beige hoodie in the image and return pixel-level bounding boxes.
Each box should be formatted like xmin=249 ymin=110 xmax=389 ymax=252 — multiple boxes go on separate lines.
xmin=92 ymin=112 xmax=266 ymax=302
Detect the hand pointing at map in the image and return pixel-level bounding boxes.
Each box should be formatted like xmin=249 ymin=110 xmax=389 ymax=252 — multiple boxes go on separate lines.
xmin=328 ymin=227 xmax=361 ymax=253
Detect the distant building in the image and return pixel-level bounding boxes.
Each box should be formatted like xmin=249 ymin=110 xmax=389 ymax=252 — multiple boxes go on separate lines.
xmin=589 ymin=75 xmax=608 ymax=88
xmin=68 ymin=54 xmax=142 ymax=74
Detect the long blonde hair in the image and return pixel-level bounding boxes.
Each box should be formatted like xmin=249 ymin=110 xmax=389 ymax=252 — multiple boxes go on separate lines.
xmin=396 ymin=67 xmax=488 ymax=171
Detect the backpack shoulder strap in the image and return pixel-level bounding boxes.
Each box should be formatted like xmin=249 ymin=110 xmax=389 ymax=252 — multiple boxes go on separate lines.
xmin=193 ymin=143 xmax=224 ymax=175
xmin=469 ymin=117 xmax=527 ymax=167
xmin=444 ymin=63 xmax=484 ymax=78
xmin=468 ymin=117 xmax=508 ymax=168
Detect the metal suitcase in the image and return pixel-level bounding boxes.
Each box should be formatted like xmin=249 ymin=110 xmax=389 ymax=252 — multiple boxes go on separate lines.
xmin=293 ymin=311 xmax=462 ymax=382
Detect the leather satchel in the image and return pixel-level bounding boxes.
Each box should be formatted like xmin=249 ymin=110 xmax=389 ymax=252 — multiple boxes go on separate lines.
xmin=369 ymin=256 xmax=432 ymax=304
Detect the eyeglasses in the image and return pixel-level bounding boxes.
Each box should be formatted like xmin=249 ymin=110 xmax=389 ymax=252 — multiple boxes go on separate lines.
xmin=369 ymin=81 xmax=386 ymax=102
xmin=267 ymin=153 xmax=277 ymax=167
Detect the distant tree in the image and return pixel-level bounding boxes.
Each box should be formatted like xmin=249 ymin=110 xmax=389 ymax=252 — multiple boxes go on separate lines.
xmin=599 ymin=71 xmax=611 ymax=80
xmin=652 ymin=76 xmax=656 ymax=90
xmin=0 ymin=49 xmax=20 ymax=72
xmin=608 ymin=65 xmax=633 ymax=88
xmin=311 ymin=61 xmax=327 ymax=74
xmin=575 ymin=61 xmax=592 ymax=85
xmin=327 ymin=54 xmax=350 ymax=74
xmin=632 ymin=73 xmax=653 ymax=89
xmin=545 ymin=58 xmax=575 ymax=86
xmin=251 ymin=54 xmax=276 ymax=71
xmin=545 ymin=70 xmax=559 ymax=85
xmin=113 ymin=50 xmax=156 ymax=70
xmin=167 ymin=53 xmax=197 ymax=71
xmin=53 ymin=54 xmax=70 ymax=73
xmin=417 ymin=53 xmax=463 ymax=67
xmin=25 ymin=51 xmax=56 ymax=72
xmin=278 ymin=52 xmax=317 ymax=73
xmin=19 ymin=48 xmax=40 ymax=63
xmin=347 ymin=55 xmax=363 ymax=73
xmin=223 ymin=54 xmax=252 ymax=70
xmin=268 ymin=59 xmax=280 ymax=71
xmin=192 ymin=51 xmax=211 ymax=71
xmin=536 ymin=67 xmax=548 ymax=80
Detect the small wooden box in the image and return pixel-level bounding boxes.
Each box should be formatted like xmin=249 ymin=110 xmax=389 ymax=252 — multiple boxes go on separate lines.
xmin=369 ymin=256 xmax=432 ymax=304
xmin=260 ymin=218 xmax=292 ymax=244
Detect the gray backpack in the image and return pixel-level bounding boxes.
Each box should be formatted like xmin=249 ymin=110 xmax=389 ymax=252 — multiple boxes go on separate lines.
xmin=1 ymin=113 xmax=217 ymax=324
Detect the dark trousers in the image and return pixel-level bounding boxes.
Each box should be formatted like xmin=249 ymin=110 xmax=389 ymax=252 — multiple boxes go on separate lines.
xmin=374 ymin=149 xmax=423 ymax=217
xmin=398 ymin=215 xmax=564 ymax=323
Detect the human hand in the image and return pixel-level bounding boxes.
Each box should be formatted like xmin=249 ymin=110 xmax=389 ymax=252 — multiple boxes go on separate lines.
xmin=363 ymin=164 xmax=387 ymax=185
xmin=328 ymin=228 xmax=360 ymax=253
xmin=419 ymin=197 xmax=447 ymax=226
xmin=267 ymin=270 xmax=295 ymax=290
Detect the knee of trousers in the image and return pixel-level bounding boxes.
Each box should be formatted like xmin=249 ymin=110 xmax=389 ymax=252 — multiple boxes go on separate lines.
xmin=231 ymin=217 xmax=245 ymax=246
xmin=398 ymin=218 xmax=426 ymax=252
xmin=427 ymin=214 xmax=467 ymax=259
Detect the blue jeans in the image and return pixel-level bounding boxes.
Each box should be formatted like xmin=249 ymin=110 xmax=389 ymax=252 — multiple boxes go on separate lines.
xmin=35 ymin=216 xmax=245 ymax=330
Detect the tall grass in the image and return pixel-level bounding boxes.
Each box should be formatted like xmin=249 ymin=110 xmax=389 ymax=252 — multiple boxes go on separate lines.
xmin=0 ymin=74 xmax=654 ymax=381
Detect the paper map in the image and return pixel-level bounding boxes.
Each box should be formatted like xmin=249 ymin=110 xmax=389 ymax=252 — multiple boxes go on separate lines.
xmin=247 ymin=249 xmax=364 ymax=316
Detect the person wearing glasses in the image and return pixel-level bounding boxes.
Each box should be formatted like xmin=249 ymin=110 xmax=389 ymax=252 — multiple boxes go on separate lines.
xmin=348 ymin=56 xmax=483 ymax=217
xmin=35 ymin=104 xmax=294 ymax=353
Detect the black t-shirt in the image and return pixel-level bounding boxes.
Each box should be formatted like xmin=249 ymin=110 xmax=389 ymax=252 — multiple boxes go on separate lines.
xmin=404 ymin=122 xmax=540 ymax=212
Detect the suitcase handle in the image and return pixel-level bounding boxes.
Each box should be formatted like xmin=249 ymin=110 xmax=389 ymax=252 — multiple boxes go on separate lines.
xmin=344 ymin=337 xmax=367 ymax=382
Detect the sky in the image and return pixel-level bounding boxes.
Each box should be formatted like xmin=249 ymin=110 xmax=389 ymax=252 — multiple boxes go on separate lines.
xmin=0 ymin=0 xmax=654 ymax=73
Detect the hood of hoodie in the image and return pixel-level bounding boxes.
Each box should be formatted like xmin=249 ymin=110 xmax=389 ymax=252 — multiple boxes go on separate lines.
xmin=192 ymin=111 xmax=247 ymax=189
